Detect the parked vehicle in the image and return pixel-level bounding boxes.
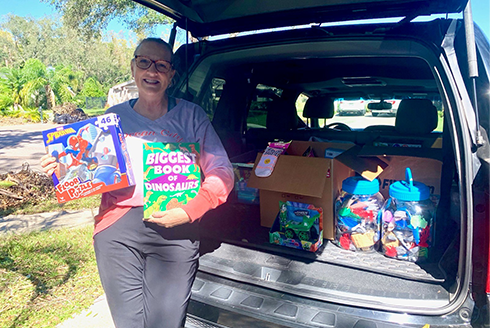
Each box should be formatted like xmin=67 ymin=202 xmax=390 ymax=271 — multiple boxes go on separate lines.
xmin=133 ymin=0 xmax=489 ymax=327
xmin=337 ymin=98 xmax=367 ymax=116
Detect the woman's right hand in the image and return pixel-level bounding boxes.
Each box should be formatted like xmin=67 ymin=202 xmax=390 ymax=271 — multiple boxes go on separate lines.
xmin=40 ymin=154 xmax=59 ymax=176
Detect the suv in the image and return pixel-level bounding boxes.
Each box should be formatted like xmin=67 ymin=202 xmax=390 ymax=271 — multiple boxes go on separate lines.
xmin=337 ymin=98 xmax=367 ymax=116
xmin=134 ymin=1 xmax=489 ymax=327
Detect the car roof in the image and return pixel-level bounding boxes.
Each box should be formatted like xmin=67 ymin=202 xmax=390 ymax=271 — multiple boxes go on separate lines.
xmin=132 ymin=0 xmax=468 ymax=37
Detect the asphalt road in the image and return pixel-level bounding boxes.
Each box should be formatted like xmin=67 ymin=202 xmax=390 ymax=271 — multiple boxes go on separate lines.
xmin=0 ymin=122 xmax=59 ymax=174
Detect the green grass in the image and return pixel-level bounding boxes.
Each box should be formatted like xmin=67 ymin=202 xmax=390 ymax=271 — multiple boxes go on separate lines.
xmin=436 ymin=113 xmax=444 ymax=132
xmin=0 ymin=226 xmax=103 ymax=328
xmin=0 ymin=181 xmax=103 ymax=327
xmin=84 ymin=108 xmax=106 ymax=117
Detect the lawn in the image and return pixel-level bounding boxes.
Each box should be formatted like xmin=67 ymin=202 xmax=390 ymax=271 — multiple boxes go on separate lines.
xmin=0 ymin=168 xmax=103 ymax=327
xmin=0 ymin=226 xmax=103 ymax=328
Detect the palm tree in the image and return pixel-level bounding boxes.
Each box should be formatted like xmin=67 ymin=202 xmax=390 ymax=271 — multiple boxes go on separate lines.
xmin=0 ymin=66 xmax=26 ymax=111
xmin=17 ymin=59 xmax=81 ymax=110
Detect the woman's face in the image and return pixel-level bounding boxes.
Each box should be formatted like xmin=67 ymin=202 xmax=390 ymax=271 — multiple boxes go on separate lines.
xmin=131 ymin=41 xmax=175 ymax=99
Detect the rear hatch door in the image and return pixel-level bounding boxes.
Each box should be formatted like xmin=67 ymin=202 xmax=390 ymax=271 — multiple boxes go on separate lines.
xmin=132 ymin=0 xmax=468 ymax=37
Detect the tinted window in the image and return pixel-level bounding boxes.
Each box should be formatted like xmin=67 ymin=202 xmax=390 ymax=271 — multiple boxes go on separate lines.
xmin=247 ymin=84 xmax=283 ymax=130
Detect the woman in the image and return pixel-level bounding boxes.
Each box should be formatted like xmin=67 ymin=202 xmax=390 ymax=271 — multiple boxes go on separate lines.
xmin=41 ymin=38 xmax=234 ymax=328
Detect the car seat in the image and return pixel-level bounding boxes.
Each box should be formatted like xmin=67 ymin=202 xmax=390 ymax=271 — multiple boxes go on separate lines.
xmin=395 ymin=98 xmax=438 ymax=135
xmin=265 ymin=98 xmax=299 ymax=132
xmin=246 ymin=98 xmax=300 ymax=151
xmin=302 ymin=96 xmax=334 ymax=128
xmin=360 ymin=99 xmax=438 ymax=143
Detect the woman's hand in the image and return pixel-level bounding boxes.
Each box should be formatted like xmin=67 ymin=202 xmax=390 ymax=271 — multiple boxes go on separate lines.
xmin=143 ymin=208 xmax=191 ymax=228
xmin=40 ymin=154 xmax=59 ymax=176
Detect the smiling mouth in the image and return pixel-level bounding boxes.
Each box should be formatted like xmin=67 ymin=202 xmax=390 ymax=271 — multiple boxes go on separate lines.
xmin=143 ymin=79 xmax=160 ymax=84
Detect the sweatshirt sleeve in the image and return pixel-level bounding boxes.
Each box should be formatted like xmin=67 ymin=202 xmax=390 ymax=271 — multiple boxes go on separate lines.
xmin=181 ymin=106 xmax=234 ymax=221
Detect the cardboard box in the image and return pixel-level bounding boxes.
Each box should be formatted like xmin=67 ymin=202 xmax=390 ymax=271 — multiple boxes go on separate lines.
xmin=376 ymin=157 xmax=442 ymax=201
xmin=355 ymin=146 xmax=442 ymax=201
xmin=42 ymin=113 xmax=134 ymax=203
xmin=248 ymin=141 xmax=375 ymax=240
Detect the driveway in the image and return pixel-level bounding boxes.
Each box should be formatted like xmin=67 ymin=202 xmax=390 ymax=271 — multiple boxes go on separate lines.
xmin=0 ymin=123 xmax=58 ymax=174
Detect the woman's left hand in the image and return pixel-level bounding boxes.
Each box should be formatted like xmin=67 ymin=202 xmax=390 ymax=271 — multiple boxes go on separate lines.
xmin=143 ymin=208 xmax=191 ymax=228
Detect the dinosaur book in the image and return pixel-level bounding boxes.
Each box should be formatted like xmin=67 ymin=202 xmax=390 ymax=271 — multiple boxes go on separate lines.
xmin=143 ymin=142 xmax=201 ymax=218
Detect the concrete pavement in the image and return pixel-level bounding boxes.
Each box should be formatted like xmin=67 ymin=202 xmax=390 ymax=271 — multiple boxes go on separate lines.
xmin=0 ymin=122 xmax=58 ymax=174
xmin=0 ymin=209 xmax=96 ymax=235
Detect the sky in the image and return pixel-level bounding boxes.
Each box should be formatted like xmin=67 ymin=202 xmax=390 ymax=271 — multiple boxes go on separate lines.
xmin=0 ymin=0 xmax=489 ymax=40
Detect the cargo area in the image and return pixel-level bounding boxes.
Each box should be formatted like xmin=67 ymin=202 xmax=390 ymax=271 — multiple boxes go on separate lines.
xmin=198 ymin=165 xmax=459 ymax=312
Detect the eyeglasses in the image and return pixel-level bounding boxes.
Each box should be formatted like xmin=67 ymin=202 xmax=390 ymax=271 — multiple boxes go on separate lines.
xmin=134 ymin=56 xmax=173 ymax=73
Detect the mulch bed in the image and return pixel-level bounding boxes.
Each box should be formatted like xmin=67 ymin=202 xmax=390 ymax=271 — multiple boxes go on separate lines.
xmin=0 ymin=163 xmax=55 ymax=214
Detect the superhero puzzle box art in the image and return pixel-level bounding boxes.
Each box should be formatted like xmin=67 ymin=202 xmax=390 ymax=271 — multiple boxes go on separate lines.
xmin=42 ymin=113 xmax=135 ymax=203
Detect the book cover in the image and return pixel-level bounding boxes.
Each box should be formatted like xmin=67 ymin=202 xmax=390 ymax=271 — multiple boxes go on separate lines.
xmin=42 ymin=113 xmax=134 ymax=203
xmin=143 ymin=142 xmax=201 ymax=218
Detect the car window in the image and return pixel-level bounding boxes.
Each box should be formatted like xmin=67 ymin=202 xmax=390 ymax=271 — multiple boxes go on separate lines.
xmin=199 ymin=77 xmax=225 ymax=121
xmin=295 ymin=93 xmax=309 ymax=126
xmin=298 ymin=95 xmax=444 ymax=132
xmin=246 ymin=84 xmax=283 ymax=130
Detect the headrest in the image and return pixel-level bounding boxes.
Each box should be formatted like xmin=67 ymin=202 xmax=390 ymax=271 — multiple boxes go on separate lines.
xmin=395 ymin=99 xmax=438 ymax=135
xmin=266 ymin=99 xmax=298 ymax=131
xmin=303 ymin=96 xmax=334 ymax=119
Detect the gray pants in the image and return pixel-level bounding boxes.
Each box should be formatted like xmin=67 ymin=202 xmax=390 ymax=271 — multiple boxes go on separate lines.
xmin=94 ymin=207 xmax=200 ymax=328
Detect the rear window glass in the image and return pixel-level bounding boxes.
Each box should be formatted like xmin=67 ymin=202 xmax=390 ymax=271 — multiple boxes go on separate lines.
xmin=300 ymin=96 xmax=443 ymax=133
xmin=199 ymin=78 xmax=225 ymax=121
xmin=247 ymin=84 xmax=283 ymax=129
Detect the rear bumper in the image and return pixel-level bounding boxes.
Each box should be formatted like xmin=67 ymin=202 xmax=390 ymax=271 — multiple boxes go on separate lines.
xmin=338 ymin=109 xmax=365 ymax=115
xmin=186 ymin=271 xmax=474 ymax=328
xmin=371 ymin=110 xmax=397 ymax=115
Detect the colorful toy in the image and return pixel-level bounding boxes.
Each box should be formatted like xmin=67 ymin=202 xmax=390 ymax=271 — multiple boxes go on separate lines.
xmin=380 ymin=168 xmax=435 ymax=262
xmin=334 ymin=176 xmax=384 ymax=252
xmin=279 ymin=201 xmax=321 ymax=241
xmin=42 ymin=113 xmax=134 ymax=203
xmin=269 ymin=201 xmax=323 ymax=252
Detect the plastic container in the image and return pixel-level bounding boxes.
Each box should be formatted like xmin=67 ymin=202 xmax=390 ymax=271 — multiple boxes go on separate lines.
xmin=334 ymin=176 xmax=384 ymax=252
xmin=380 ymin=168 xmax=436 ymax=262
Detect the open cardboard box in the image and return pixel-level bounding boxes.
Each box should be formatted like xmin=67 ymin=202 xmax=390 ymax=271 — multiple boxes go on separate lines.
xmin=248 ymin=141 xmax=387 ymax=240
xmin=248 ymin=140 xmax=442 ymax=241
xmin=356 ymin=146 xmax=443 ymax=202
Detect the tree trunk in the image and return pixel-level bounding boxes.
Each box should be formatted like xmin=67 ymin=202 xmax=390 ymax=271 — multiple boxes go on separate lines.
xmin=45 ymin=84 xmax=56 ymax=109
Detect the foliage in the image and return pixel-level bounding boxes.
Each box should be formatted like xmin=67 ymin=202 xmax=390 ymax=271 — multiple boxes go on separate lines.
xmin=80 ymin=77 xmax=108 ymax=98
xmin=43 ymin=0 xmax=173 ymax=38
xmin=0 ymin=66 xmax=26 ymax=111
xmin=0 ymin=226 xmax=103 ymax=327
xmin=0 ymin=15 xmax=134 ymax=114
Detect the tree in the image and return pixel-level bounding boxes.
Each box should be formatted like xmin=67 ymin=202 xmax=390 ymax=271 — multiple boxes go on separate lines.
xmin=0 ymin=30 xmax=17 ymax=68
xmin=1 ymin=15 xmax=133 ymax=91
xmin=43 ymin=0 xmax=173 ymax=38
xmin=19 ymin=58 xmax=49 ymax=109
xmin=0 ymin=67 xmax=26 ymax=111
xmin=0 ymin=15 xmax=137 ymax=112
